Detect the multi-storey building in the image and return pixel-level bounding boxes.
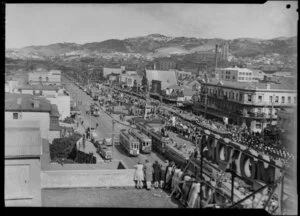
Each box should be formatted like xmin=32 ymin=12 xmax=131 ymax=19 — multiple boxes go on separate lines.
xmin=119 ymin=74 xmax=142 ymax=88
xmin=214 ymin=67 xmax=256 ymax=82
xmin=154 ymin=58 xmax=177 ymax=71
xmin=28 ymin=69 xmax=61 ymax=86
xmin=192 ymin=79 xmax=297 ymax=132
xmin=145 ymin=70 xmax=178 ymax=90
xmin=5 ymin=93 xmax=61 ymax=142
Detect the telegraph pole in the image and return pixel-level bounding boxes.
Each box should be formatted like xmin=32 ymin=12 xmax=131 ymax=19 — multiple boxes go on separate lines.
xmin=112 ymin=119 xmax=115 ymax=160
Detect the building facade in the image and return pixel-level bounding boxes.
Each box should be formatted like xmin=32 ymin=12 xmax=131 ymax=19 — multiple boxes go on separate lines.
xmin=103 ymin=67 xmax=125 ymax=78
xmin=28 ymin=70 xmax=61 ymax=86
xmin=154 ymin=59 xmax=177 ymax=71
xmin=214 ymin=67 xmax=255 ymax=82
xmin=5 ymin=93 xmax=61 ymax=141
xmin=192 ymin=79 xmax=297 ymax=132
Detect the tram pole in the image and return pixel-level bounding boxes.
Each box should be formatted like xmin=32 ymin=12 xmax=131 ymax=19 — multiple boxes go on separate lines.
xmin=112 ymin=119 xmax=115 ymax=161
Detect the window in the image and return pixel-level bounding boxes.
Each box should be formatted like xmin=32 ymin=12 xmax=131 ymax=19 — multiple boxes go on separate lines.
xmin=275 ymin=96 xmax=279 ymax=103
xmin=274 ymin=109 xmax=278 ymax=116
xmin=256 ymin=123 xmax=261 ymax=129
xmin=288 ymin=96 xmax=291 ymax=104
xmin=13 ymin=113 xmax=18 ymax=119
xmin=248 ymin=94 xmax=252 ymax=102
xmin=269 ymin=96 xmax=273 ymax=103
xmin=258 ymin=95 xmax=262 ymax=102
xmin=281 ymin=96 xmax=285 ymax=104
xmin=294 ymin=97 xmax=297 ymax=104
xmin=257 ymin=108 xmax=262 ymax=113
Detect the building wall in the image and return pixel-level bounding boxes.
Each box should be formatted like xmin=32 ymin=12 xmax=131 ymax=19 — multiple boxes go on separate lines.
xmin=28 ymin=72 xmax=61 ymax=85
xmin=5 ymin=112 xmax=50 ymax=140
xmin=46 ymin=95 xmax=71 ymax=120
xmin=41 ymin=169 xmax=136 ymax=188
xmin=5 ymin=158 xmax=41 ymax=206
xmin=215 ymin=68 xmax=254 ymax=82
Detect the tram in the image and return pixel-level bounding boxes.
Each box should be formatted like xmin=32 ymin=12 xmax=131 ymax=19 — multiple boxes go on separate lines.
xmin=119 ymin=129 xmax=140 ymax=156
xmin=129 ymin=129 xmax=152 ymax=154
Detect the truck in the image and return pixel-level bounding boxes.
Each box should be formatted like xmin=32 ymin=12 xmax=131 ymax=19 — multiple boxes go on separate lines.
xmin=91 ymin=131 xmax=101 ymax=144
xmin=98 ymin=144 xmax=112 ymax=160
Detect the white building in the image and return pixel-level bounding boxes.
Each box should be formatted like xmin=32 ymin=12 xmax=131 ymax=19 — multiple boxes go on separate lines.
xmin=5 ymin=120 xmax=42 ymax=206
xmin=193 ymin=79 xmax=297 ymax=132
xmin=119 ymin=74 xmax=142 ymax=88
xmin=145 ymin=70 xmax=178 ymax=90
xmin=5 ymin=93 xmax=61 ymax=142
xmin=215 ymin=67 xmax=256 ymax=82
xmin=28 ymin=70 xmax=61 ymax=86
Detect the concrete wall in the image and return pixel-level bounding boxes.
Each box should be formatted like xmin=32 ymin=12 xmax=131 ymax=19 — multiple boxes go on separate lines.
xmin=47 ymin=95 xmax=70 ymax=120
xmin=5 ymin=112 xmax=50 ymax=140
xmin=5 ymin=159 xmax=41 ymax=206
xmin=41 ymin=169 xmax=136 ymax=188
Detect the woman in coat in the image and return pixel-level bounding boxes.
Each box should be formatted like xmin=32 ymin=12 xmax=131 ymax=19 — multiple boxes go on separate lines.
xmin=144 ymin=160 xmax=153 ymax=190
xmin=134 ymin=161 xmax=144 ymax=189
xmin=153 ymin=161 xmax=162 ymax=189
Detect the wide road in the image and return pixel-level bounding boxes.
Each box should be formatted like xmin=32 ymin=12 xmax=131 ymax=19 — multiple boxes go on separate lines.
xmin=62 ymin=76 xmax=168 ymax=169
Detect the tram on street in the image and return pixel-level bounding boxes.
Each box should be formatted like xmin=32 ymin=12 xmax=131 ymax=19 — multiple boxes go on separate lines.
xmin=129 ymin=129 xmax=152 ymax=154
xmin=119 ymin=129 xmax=140 ymax=157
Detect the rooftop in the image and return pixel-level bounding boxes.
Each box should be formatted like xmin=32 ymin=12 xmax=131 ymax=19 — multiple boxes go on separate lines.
xmin=206 ymin=78 xmax=296 ymax=91
xmin=42 ymin=187 xmax=181 ymax=208
xmin=5 ymin=120 xmax=42 ymax=157
xmin=146 ymin=70 xmax=178 ymax=90
xmin=219 ymin=67 xmax=253 ymax=72
xmin=18 ymin=84 xmax=60 ymax=91
xmin=182 ymin=90 xmax=196 ymax=97
xmin=50 ymin=104 xmax=60 ymax=117
xmin=5 ymin=93 xmax=52 ymax=113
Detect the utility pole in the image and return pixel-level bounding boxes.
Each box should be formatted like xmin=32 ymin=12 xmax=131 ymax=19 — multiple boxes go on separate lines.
xmin=112 ymin=119 xmax=115 ymax=161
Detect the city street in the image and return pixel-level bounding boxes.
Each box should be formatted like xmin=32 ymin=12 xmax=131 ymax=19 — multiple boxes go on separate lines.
xmin=63 ymin=76 xmax=168 ymax=169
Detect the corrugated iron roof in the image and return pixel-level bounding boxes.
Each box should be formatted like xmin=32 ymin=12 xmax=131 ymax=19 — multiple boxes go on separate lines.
xmin=5 ymin=120 xmax=42 ymax=157
xmin=18 ymin=84 xmax=60 ymax=91
xmin=5 ymin=93 xmax=52 ymax=112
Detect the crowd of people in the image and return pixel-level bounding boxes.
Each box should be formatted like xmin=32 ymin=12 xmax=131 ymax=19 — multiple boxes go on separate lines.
xmin=107 ymin=87 xmax=296 ymax=164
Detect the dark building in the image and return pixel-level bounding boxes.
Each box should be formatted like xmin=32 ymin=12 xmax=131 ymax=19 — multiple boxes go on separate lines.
xmin=151 ymin=80 xmax=162 ymax=95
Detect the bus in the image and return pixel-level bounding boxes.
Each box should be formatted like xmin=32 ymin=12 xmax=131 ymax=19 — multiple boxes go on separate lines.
xmin=119 ymin=129 xmax=140 ymax=157
xmin=129 ymin=129 xmax=152 ymax=154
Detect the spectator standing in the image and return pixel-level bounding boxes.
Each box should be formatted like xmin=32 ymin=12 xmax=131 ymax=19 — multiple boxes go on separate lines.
xmin=134 ymin=160 xmax=144 ymax=189
xmin=153 ymin=161 xmax=162 ymax=189
xmin=144 ymin=160 xmax=153 ymax=190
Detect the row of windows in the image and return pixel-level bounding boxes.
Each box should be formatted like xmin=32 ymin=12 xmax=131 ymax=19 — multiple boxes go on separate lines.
xmin=269 ymin=95 xmax=296 ymax=104
xmin=239 ymin=72 xmax=252 ymax=76
xmin=238 ymin=77 xmax=253 ymax=80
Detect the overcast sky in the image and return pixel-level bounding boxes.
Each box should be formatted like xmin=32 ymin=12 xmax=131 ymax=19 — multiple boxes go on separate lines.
xmin=6 ymin=2 xmax=298 ymax=48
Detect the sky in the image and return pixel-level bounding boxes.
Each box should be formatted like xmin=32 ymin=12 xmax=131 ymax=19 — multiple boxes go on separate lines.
xmin=6 ymin=2 xmax=298 ymax=49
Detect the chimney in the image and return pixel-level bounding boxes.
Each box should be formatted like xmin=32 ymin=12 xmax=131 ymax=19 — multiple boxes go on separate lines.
xmin=214 ymin=44 xmax=219 ymax=69
xmin=33 ymin=98 xmax=40 ymax=109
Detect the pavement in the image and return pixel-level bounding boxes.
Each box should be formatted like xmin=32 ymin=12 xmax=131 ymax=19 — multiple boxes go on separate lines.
xmin=42 ymin=187 xmax=183 ymax=208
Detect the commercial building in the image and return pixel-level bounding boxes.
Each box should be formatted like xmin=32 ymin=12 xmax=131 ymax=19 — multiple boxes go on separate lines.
xmin=154 ymin=58 xmax=177 ymax=71
xmin=16 ymin=85 xmax=71 ymax=121
xmin=119 ymin=74 xmax=142 ymax=88
xmin=192 ymin=79 xmax=297 ymax=132
xmin=5 ymin=120 xmax=43 ymax=206
xmin=5 ymin=93 xmax=61 ymax=142
xmin=214 ymin=67 xmax=256 ymax=82
xmin=145 ymin=70 xmax=178 ymax=90
xmin=28 ymin=70 xmax=61 ymax=86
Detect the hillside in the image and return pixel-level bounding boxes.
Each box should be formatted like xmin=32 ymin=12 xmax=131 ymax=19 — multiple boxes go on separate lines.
xmin=5 ymin=34 xmax=297 ymax=60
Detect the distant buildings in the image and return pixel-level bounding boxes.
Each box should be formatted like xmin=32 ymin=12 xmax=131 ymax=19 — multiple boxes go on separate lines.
xmin=5 ymin=93 xmax=61 ymax=142
xmin=5 ymin=120 xmax=42 ymax=206
xmin=214 ymin=67 xmax=256 ymax=82
xmin=145 ymin=70 xmax=178 ymax=90
xmin=28 ymin=69 xmax=61 ymax=86
xmin=154 ymin=58 xmax=176 ymax=71
xmin=193 ymin=79 xmax=297 ymax=132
